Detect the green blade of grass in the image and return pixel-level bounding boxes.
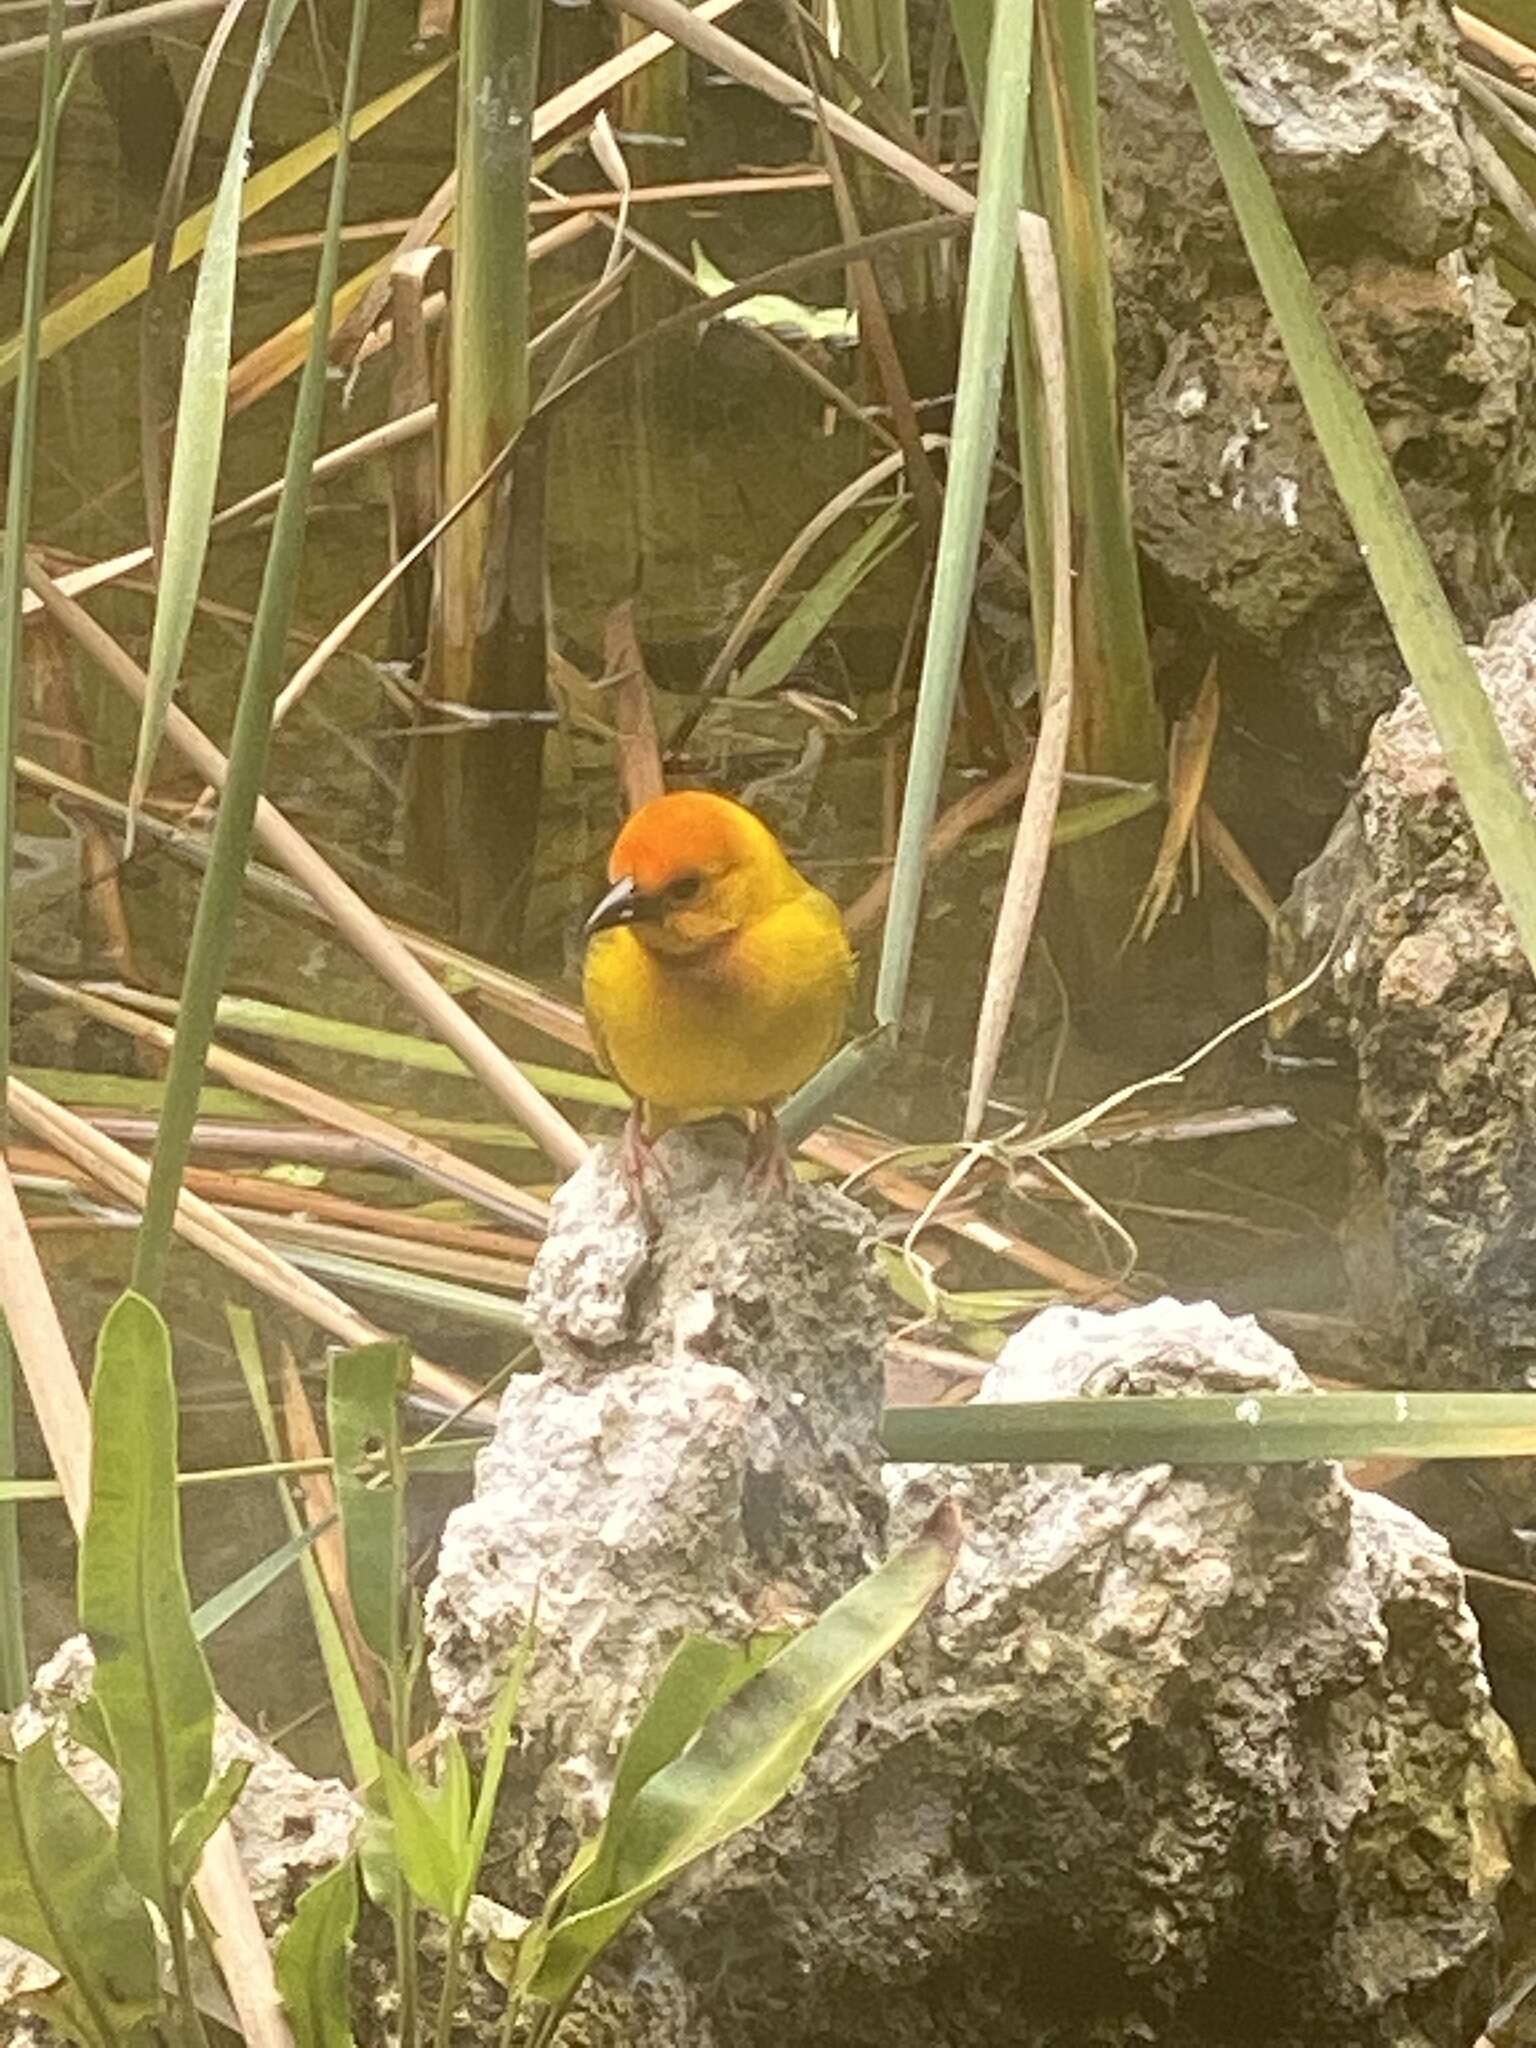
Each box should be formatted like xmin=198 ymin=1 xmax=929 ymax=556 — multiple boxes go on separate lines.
xmin=869 ymin=0 xmax=1033 ymax=1033
xmin=99 ymin=986 xmax=625 ymax=1105
xmin=0 ymin=0 xmax=68 ymax=1709
xmin=0 ymin=7 xmax=98 ymax=270
xmin=227 ymin=1307 xmax=376 ymax=1782
xmin=277 ymin=1245 xmax=531 ymax=1334
xmin=1163 ymin=0 xmax=1536 ymax=976
xmin=881 ymin=1390 xmax=1536 ymax=1465
xmin=129 ymin=0 xmax=302 ymax=823
xmin=78 ymin=1294 xmax=216 ymax=1915
xmin=729 ymin=506 xmax=915 ymax=700
xmin=190 ymin=1515 xmax=329 ymax=1642
xmin=132 ymin=0 xmax=374 ymax=1300
xmin=1034 ymin=3 xmax=1162 ymax=782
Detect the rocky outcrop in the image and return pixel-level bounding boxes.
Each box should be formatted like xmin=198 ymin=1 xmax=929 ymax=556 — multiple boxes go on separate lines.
xmin=426 ymin=1139 xmax=1528 ymax=2046
xmin=1097 ymin=0 xmax=1536 ymax=764
xmin=1271 ymin=597 xmax=1536 ymax=1394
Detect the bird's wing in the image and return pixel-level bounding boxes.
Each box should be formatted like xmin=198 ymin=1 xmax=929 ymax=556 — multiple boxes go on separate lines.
xmin=585 ymin=1002 xmax=618 ymax=1082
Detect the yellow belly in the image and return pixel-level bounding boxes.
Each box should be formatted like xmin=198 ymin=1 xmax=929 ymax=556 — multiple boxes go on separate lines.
xmin=584 ymin=890 xmax=853 ymax=1114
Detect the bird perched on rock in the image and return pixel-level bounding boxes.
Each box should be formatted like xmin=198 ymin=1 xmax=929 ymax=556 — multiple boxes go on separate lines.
xmin=582 ymin=788 xmax=854 ymax=1192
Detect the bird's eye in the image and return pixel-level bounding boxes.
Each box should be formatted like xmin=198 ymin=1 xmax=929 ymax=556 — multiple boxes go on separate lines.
xmin=666 ymin=873 xmax=703 ymax=905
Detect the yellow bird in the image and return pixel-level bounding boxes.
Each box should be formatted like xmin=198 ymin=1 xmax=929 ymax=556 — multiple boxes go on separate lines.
xmin=582 ymin=788 xmax=854 ymax=1189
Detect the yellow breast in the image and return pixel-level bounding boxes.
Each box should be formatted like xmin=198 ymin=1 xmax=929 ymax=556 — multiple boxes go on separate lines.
xmin=584 ymin=886 xmax=853 ymax=1115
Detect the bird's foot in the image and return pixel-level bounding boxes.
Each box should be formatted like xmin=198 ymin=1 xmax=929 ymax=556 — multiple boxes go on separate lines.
xmin=745 ymin=1106 xmax=798 ymax=1201
xmin=617 ymin=1105 xmax=669 ymax=1226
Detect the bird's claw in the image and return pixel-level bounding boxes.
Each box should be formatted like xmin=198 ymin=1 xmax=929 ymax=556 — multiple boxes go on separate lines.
xmin=745 ymin=1106 xmax=798 ymax=1201
xmin=619 ymin=1105 xmax=669 ymax=1226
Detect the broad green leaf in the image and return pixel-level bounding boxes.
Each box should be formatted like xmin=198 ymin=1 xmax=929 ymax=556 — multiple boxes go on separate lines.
xmin=171 ymin=1757 xmax=253 ymax=1887
xmin=326 ymin=1339 xmax=410 ymax=1674
xmin=561 ymin=1633 xmax=785 ymax=1923
xmin=0 ymin=59 xmax=450 ymax=389
xmin=66 ymin=1696 xmax=113 ymax=1768
xmin=130 ymin=0 xmax=303 ymax=820
xmin=78 ymin=1292 xmax=215 ymax=1912
xmin=1163 ymin=0 xmax=1536 ymax=982
xmin=432 ymin=1734 xmax=472 ymax=1872
xmin=375 ymin=1754 xmax=461 ymax=1917
xmin=526 ymin=1503 xmax=960 ymax=2003
xmin=880 ymin=1389 xmax=1536 ymax=1465
xmin=692 ymin=241 xmax=858 ymax=345
xmin=275 ymin=1857 xmax=359 ymax=2048
xmin=730 ymin=504 xmax=913 ymax=701
xmin=357 ymin=1781 xmax=399 ymax=1911
xmin=0 ymin=1739 xmax=158 ymax=2044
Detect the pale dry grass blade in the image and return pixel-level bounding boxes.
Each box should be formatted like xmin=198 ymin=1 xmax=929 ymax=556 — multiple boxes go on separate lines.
xmin=0 ymin=0 xmax=224 ymax=64
xmin=846 ymin=753 xmax=1035 ymax=936
xmin=693 ymin=438 xmax=943 ymax=706
xmin=962 ymin=215 xmax=1073 ymax=1138
xmin=19 ymin=409 xmax=437 ymax=620
xmin=1128 ymin=654 xmax=1220 ymax=944
xmin=607 ymin=0 xmax=1034 ymax=229
xmin=26 ymin=971 xmax=550 ymax=1232
xmin=0 ymin=1157 xmax=89 ymax=1528
xmin=25 ymin=562 xmax=588 ymax=1173
xmin=801 ymin=1125 xmax=1126 ymax=1300
xmin=1197 ymin=804 xmax=1279 ymax=928
xmin=276 ymin=1346 xmax=384 ymax=1717
xmin=604 ymin=598 xmax=666 ymax=810
xmin=1454 ymin=5 xmax=1536 ymax=77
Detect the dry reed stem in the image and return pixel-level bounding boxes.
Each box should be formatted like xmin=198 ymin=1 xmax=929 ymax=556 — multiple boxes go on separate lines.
xmin=1196 ymin=804 xmax=1279 ymax=928
xmin=845 ymin=752 xmax=1036 ymax=936
xmin=25 ymin=562 xmax=588 ymax=1172
xmin=604 ymin=599 xmax=666 ymax=810
xmin=962 ymin=214 xmax=1074 ymax=1137
xmin=0 ymin=1156 xmax=90 ymax=1528
xmin=9 ymin=1078 xmax=476 ymax=1409
xmin=1455 ymin=5 xmax=1536 ymax=78
xmin=0 ymin=0 xmax=224 ymax=65
xmin=26 ymin=974 xmax=550 ymax=1231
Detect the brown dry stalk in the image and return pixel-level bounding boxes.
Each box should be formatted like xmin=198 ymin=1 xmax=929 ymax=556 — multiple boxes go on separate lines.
xmin=25 ymin=562 xmax=587 ymax=1172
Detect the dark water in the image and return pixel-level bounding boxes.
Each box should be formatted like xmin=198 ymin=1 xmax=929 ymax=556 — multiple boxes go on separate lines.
xmin=1 ymin=5 xmax=1356 ymax=1765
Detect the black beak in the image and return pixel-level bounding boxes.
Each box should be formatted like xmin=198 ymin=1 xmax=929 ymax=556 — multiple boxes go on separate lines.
xmin=584 ymin=874 xmax=659 ymax=938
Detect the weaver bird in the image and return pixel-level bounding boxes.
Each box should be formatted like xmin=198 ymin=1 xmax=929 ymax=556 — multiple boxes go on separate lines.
xmin=582 ymin=789 xmax=854 ymax=1193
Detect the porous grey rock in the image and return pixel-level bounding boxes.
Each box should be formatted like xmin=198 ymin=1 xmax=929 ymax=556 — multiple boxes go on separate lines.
xmin=1272 ymin=597 xmax=1536 ymax=1392
xmin=636 ymin=1300 xmax=1526 ymax=2048
xmin=426 ymin=1129 xmax=888 ymax=1842
xmin=430 ymin=1218 xmax=1527 ymax=2048
xmin=1083 ymin=0 xmax=1536 ymax=761
xmin=1100 ymin=0 xmax=1473 ymax=269
xmin=11 ymin=1635 xmax=358 ymax=1932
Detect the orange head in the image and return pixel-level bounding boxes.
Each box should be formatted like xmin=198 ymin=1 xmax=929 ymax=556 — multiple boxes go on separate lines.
xmin=583 ymin=789 xmax=797 ymax=958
